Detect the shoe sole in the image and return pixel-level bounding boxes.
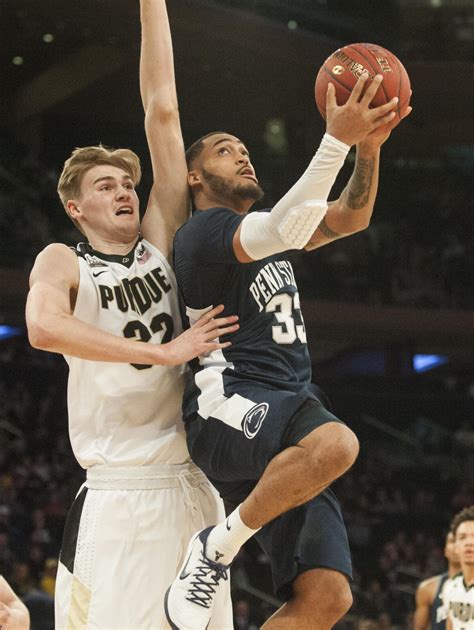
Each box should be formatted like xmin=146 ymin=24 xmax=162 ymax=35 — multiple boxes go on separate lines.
xmin=164 ymin=586 xmax=179 ymax=630
xmin=164 ymin=586 xmax=210 ymax=630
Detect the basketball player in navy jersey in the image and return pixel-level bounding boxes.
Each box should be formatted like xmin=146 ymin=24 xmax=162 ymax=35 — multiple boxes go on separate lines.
xmin=157 ymin=19 xmax=412 ymax=630
xmin=415 ymin=531 xmax=461 ymax=630
xmin=24 ymin=1 xmax=237 ymax=627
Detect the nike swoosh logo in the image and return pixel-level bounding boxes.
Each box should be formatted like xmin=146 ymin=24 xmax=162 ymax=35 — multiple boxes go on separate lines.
xmin=179 ymin=551 xmax=193 ymax=580
xmin=92 ymin=270 xmax=108 ymax=277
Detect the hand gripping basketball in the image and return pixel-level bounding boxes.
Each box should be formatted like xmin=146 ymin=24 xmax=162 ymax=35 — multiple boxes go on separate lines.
xmin=315 ymin=42 xmax=411 ymax=120
xmin=325 ymin=73 xmax=400 ymax=146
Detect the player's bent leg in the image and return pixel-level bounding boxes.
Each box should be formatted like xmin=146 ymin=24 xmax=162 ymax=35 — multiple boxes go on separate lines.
xmin=298 ymin=422 xmax=359 ymax=491
xmin=170 ymin=399 xmax=355 ymax=629
xmin=240 ymin=422 xmax=359 ymax=529
xmin=261 ymin=568 xmax=352 ymax=630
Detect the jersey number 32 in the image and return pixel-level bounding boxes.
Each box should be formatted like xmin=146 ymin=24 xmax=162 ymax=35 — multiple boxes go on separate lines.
xmin=123 ymin=313 xmax=174 ymax=370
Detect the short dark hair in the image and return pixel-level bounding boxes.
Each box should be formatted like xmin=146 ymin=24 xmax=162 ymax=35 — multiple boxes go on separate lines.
xmin=185 ymin=131 xmax=228 ymax=168
xmin=450 ymin=505 xmax=474 ymax=536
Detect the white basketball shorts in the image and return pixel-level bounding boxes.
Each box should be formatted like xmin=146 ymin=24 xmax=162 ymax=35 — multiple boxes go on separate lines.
xmin=55 ymin=462 xmax=233 ymax=629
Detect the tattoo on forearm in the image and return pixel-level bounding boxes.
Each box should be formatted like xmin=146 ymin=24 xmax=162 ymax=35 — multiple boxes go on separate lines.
xmin=346 ymin=156 xmax=375 ymax=209
xmin=318 ymin=216 xmax=341 ymax=240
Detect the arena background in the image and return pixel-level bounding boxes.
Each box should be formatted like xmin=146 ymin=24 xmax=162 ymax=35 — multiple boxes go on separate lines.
xmin=0 ymin=1 xmax=473 ymax=628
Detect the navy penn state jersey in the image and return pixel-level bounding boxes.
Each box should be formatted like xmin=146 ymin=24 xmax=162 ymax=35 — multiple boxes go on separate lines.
xmin=173 ymin=207 xmax=317 ymax=427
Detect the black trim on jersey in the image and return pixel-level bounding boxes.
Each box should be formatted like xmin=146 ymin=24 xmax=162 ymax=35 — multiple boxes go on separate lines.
xmin=73 ymin=239 xmax=141 ymax=268
xmin=463 ymin=576 xmax=474 ymax=590
xmin=449 ymin=571 xmax=474 ymax=591
xmin=59 ymin=486 xmax=88 ymax=574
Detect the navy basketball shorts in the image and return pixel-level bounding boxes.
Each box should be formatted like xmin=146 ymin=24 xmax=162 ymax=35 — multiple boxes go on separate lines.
xmin=186 ymin=394 xmax=353 ymax=600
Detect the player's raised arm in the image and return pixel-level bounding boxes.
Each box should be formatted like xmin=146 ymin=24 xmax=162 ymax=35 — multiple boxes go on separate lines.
xmin=305 ymin=88 xmax=412 ymax=251
xmin=26 ymin=244 xmax=238 ymax=365
xmin=232 ymin=73 xmax=403 ymax=263
xmin=303 ymin=140 xmax=379 ymax=250
xmin=139 ymin=0 xmax=189 ymax=258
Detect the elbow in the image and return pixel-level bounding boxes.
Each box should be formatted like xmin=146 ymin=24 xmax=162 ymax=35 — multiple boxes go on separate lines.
xmin=344 ymin=212 xmax=371 ymax=235
xmin=145 ymin=94 xmax=179 ymax=125
xmin=353 ymin=218 xmax=371 ymax=233
xmin=27 ymin=319 xmax=56 ymax=351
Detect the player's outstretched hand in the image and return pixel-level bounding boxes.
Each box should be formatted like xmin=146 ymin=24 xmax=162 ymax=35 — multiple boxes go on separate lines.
xmin=160 ymin=304 xmax=239 ymax=366
xmin=0 ymin=601 xmax=29 ymax=630
xmin=325 ymin=73 xmax=400 ymax=147
xmin=359 ymin=94 xmax=412 ymax=150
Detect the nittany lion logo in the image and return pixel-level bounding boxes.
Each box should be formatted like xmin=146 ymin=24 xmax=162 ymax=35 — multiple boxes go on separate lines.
xmin=242 ymin=403 xmax=269 ymax=440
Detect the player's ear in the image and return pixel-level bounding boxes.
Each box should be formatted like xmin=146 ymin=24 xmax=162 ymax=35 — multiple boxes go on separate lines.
xmin=67 ymin=200 xmax=82 ymax=219
xmin=187 ymin=170 xmax=202 ymax=189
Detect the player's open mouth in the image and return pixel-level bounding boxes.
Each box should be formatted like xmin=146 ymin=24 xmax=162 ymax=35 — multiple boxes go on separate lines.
xmin=239 ymin=169 xmax=257 ymax=181
xmin=115 ymin=206 xmax=133 ymax=216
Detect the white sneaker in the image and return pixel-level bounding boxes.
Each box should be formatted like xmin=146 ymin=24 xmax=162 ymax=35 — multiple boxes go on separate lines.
xmin=164 ymin=527 xmax=230 ymax=630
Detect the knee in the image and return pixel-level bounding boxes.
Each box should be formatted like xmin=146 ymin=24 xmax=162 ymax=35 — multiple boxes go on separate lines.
xmin=299 ymin=423 xmax=359 ymax=484
xmin=315 ymin=575 xmax=353 ymax=625
xmin=335 ymin=425 xmax=359 ymax=473
xmin=294 ymin=570 xmax=353 ymax=626
xmin=317 ymin=424 xmax=359 ymax=477
xmin=327 ymin=583 xmax=353 ymax=621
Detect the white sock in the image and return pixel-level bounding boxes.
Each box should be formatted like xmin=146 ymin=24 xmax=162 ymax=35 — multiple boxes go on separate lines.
xmin=205 ymin=505 xmax=260 ymax=566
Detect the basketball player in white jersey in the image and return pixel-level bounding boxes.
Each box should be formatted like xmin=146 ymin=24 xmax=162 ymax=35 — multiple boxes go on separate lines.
xmin=415 ymin=531 xmax=460 ymax=630
xmin=24 ymin=2 xmax=237 ymax=627
xmin=445 ymin=506 xmax=474 ymax=630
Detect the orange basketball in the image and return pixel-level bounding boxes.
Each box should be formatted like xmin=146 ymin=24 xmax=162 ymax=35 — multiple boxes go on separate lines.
xmin=315 ymin=42 xmax=411 ymax=120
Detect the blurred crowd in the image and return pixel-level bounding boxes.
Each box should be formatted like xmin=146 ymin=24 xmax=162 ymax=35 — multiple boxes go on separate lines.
xmin=293 ymin=161 xmax=473 ymax=310
xmin=0 ymin=340 xmax=81 ymax=629
xmin=1 ymin=338 xmax=473 ymax=628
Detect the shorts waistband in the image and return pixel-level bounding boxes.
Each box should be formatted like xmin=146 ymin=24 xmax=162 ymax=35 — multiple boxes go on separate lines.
xmin=86 ymin=462 xmax=208 ymax=490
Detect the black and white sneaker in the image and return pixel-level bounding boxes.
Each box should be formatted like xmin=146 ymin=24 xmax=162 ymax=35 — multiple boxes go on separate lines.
xmin=164 ymin=527 xmax=230 ymax=630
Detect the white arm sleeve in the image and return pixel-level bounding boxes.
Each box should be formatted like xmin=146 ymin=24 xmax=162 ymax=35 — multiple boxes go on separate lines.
xmin=239 ymin=133 xmax=350 ymax=260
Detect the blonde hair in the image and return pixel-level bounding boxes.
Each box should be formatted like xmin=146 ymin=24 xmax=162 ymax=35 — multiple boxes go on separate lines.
xmin=57 ymin=144 xmax=142 ymax=231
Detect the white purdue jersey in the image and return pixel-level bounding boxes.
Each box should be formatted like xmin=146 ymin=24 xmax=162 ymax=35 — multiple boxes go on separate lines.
xmin=65 ymin=238 xmax=189 ymax=468
xmin=444 ymin=573 xmax=474 ymax=629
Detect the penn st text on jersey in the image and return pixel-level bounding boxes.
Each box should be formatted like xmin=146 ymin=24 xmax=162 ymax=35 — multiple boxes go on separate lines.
xmin=249 ymin=260 xmax=297 ymax=312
